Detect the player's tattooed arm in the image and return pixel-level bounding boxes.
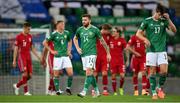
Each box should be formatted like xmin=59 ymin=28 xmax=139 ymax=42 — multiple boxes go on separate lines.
xmin=43 ymin=40 xmax=58 ymax=55
xmin=13 ymin=46 xmax=18 ymax=68
xmin=31 ymin=45 xmax=41 ymax=62
xmin=67 ymin=39 xmax=73 ymax=58
xmin=73 ymin=35 xmax=82 ymax=55
xmin=99 ymin=37 xmax=111 ymax=62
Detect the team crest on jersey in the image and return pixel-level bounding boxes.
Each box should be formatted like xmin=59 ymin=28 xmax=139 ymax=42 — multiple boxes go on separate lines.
xmin=150 ymin=23 xmax=153 ymax=26
xmin=118 ymin=42 xmax=121 ymax=46
xmin=161 ymin=22 xmax=164 ymax=26
xmin=89 ymin=32 xmax=93 ymax=35
xmin=64 ymin=35 xmax=67 ymax=39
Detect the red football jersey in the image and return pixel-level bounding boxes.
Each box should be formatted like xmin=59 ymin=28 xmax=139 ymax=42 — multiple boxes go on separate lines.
xmin=15 ymin=33 xmax=32 ymax=56
xmin=110 ymin=37 xmax=127 ymax=64
xmin=96 ymin=33 xmax=110 ymax=56
xmin=128 ymin=35 xmax=146 ymax=57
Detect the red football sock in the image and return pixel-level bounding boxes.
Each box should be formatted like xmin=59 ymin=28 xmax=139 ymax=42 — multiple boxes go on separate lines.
xmin=133 ymin=76 xmax=138 ymax=90
xmin=103 ymin=75 xmax=108 ymax=90
xmin=146 ymin=78 xmax=150 ymax=90
xmin=142 ymin=75 xmax=147 ymax=89
xmin=120 ymin=78 xmax=124 ymax=88
xmin=112 ymin=78 xmax=116 ymax=92
xmin=17 ymin=76 xmax=27 ymax=88
xmin=24 ymin=85 xmax=28 ymax=93
xmin=48 ymin=78 xmax=54 ymax=91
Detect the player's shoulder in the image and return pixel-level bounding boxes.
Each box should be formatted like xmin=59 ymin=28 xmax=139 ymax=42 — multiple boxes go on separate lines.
xmin=91 ymin=25 xmax=99 ymax=30
xmin=77 ymin=26 xmax=84 ymax=31
xmin=144 ymin=17 xmax=153 ymax=21
xmin=64 ymin=30 xmax=70 ymax=34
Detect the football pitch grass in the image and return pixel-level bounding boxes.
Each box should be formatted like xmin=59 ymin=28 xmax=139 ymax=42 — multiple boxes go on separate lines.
xmin=0 ymin=95 xmax=180 ymax=103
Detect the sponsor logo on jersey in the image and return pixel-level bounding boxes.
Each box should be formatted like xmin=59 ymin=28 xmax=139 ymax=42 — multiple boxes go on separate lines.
xmin=64 ymin=35 xmax=67 ymax=39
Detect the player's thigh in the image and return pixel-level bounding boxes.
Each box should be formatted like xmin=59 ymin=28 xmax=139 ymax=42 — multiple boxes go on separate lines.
xmin=95 ymin=56 xmax=101 ymax=73
xmin=131 ymin=58 xmax=139 ymax=73
xmin=27 ymin=59 xmax=33 ymax=76
xmin=62 ymin=57 xmax=73 ymax=76
xmin=83 ymin=55 xmax=97 ymax=70
xmin=101 ymin=57 xmax=108 ymax=73
xmin=146 ymin=52 xmax=157 ymax=66
xmin=139 ymin=59 xmax=146 ymax=73
xmin=53 ymin=57 xmax=63 ymax=71
xmin=157 ymin=52 xmax=168 ymax=66
xmin=48 ymin=55 xmax=54 ymax=75
xmin=18 ymin=57 xmax=27 ymax=73
xmin=119 ymin=64 xmax=125 ymax=76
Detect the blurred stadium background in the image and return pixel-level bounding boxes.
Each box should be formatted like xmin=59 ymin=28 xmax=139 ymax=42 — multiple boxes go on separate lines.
xmin=0 ymin=0 xmax=180 ymax=96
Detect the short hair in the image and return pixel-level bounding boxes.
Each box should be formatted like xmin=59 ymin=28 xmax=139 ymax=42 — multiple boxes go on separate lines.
xmin=156 ymin=4 xmax=166 ymax=15
xmin=56 ymin=20 xmax=64 ymax=25
xmin=82 ymin=14 xmax=91 ymax=19
xmin=23 ymin=22 xmax=31 ymax=27
xmin=114 ymin=27 xmax=121 ymax=33
xmin=101 ymin=24 xmax=112 ymax=30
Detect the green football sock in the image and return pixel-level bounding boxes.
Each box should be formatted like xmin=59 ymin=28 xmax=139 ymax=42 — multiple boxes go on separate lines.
xmin=149 ymin=74 xmax=156 ymax=92
xmin=83 ymin=76 xmax=92 ymax=92
xmin=53 ymin=76 xmax=59 ymax=91
xmin=67 ymin=76 xmax=73 ymax=88
xmin=158 ymin=73 xmax=167 ymax=88
xmin=91 ymin=75 xmax=99 ymax=92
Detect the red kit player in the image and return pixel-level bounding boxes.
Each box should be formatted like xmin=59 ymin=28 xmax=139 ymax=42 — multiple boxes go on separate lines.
xmin=12 ymin=22 xmax=41 ymax=95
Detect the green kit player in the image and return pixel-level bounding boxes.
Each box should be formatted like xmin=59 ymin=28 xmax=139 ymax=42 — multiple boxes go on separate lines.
xmin=136 ymin=4 xmax=176 ymax=99
xmin=73 ymin=14 xmax=111 ymax=98
xmin=43 ymin=21 xmax=73 ymax=95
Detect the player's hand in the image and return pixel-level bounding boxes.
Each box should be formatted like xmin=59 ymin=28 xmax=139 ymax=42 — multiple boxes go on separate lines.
xmin=41 ymin=57 xmax=47 ymax=68
xmin=144 ymin=39 xmax=150 ymax=47
xmin=163 ymin=13 xmax=170 ymax=20
xmin=107 ymin=53 xmax=111 ymax=62
xmin=125 ymin=60 xmax=129 ymax=67
xmin=12 ymin=61 xmax=16 ymax=68
xmin=135 ymin=52 xmax=142 ymax=57
xmin=50 ymin=50 xmax=58 ymax=55
xmin=77 ymin=48 xmax=82 ymax=55
xmin=67 ymin=51 xmax=73 ymax=59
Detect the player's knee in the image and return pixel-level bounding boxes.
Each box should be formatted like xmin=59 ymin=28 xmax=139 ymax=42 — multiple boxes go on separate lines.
xmin=86 ymin=69 xmax=93 ymax=76
xmin=141 ymin=71 xmax=146 ymax=76
xmin=102 ymin=71 xmax=107 ymax=76
xmin=53 ymin=71 xmax=59 ymax=77
xmin=111 ymin=74 xmax=116 ymax=79
xmin=120 ymin=73 xmax=125 ymax=78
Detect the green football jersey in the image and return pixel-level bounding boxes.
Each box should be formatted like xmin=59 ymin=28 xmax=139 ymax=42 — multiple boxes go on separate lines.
xmin=75 ymin=25 xmax=102 ymax=57
xmin=139 ymin=17 xmax=169 ymax=52
xmin=46 ymin=30 xmax=71 ymax=57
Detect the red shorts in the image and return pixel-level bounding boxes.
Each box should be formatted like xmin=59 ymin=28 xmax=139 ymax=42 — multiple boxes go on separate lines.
xmin=131 ymin=57 xmax=146 ymax=73
xmin=48 ymin=54 xmax=54 ymax=75
xmin=110 ymin=62 xmax=125 ymax=74
xmin=95 ymin=55 xmax=108 ymax=73
xmin=18 ymin=55 xmax=32 ymax=73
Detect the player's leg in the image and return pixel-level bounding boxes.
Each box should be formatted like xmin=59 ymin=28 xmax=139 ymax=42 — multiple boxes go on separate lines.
xmin=131 ymin=58 xmax=139 ymax=96
xmin=146 ymin=52 xmax=158 ymax=99
xmin=119 ymin=65 xmax=125 ymax=96
xmin=77 ymin=56 xmax=94 ymax=97
xmin=13 ymin=58 xmax=28 ymax=95
xmin=101 ymin=58 xmax=109 ymax=96
xmin=64 ymin=57 xmax=73 ymax=95
xmin=111 ymin=73 xmax=117 ymax=95
xmin=140 ymin=61 xmax=149 ymax=95
xmin=146 ymin=66 xmax=150 ymax=93
xmin=53 ymin=57 xmax=62 ymax=95
xmin=156 ymin=52 xmax=168 ymax=99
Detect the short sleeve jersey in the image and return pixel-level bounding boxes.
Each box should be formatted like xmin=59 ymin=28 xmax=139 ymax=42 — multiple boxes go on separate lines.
xmin=139 ymin=17 xmax=169 ymax=52
xmin=128 ymin=35 xmax=146 ymax=57
xmin=46 ymin=30 xmax=71 ymax=57
xmin=15 ymin=33 xmax=32 ymax=56
xmin=75 ymin=25 xmax=102 ymax=57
